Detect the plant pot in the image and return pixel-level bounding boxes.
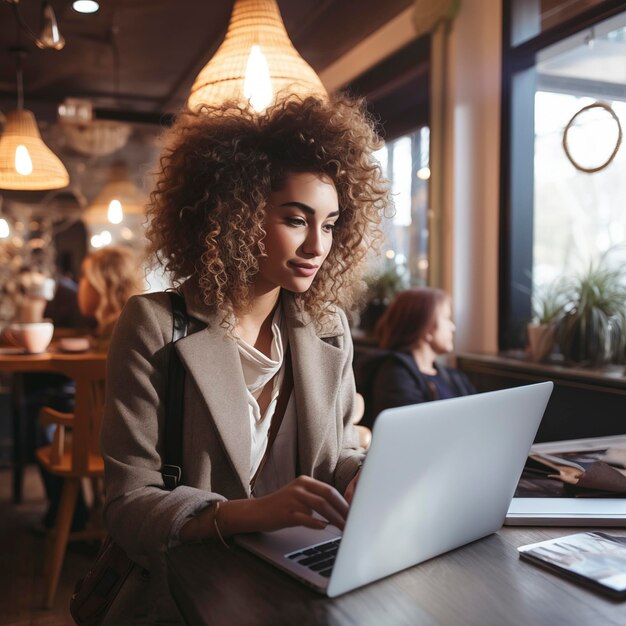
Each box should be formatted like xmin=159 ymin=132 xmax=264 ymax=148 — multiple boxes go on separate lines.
xmin=558 ymin=310 xmax=617 ymax=367
xmin=527 ymin=323 xmax=556 ymax=362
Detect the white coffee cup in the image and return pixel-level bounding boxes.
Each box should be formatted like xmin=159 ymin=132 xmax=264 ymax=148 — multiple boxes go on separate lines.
xmin=4 ymin=321 xmax=54 ymax=354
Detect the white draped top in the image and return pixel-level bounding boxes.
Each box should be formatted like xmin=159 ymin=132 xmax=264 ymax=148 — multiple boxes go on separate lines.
xmin=235 ymin=305 xmax=297 ymax=496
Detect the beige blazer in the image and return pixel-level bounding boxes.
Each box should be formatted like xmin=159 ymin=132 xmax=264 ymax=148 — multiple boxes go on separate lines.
xmin=101 ymin=280 xmax=363 ymax=564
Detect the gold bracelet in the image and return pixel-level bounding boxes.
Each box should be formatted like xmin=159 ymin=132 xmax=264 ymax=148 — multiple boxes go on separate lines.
xmin=213 ymin=501 xmax=229 ymax=549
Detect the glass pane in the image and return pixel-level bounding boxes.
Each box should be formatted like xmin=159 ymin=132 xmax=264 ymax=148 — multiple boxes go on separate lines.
xmin=370 ymin=127 xmax=430 ymax=286
xmin=533 ymin=12 xmax=626 ymax=288
xmin=511 ymin=0 xmax=607 ymax=46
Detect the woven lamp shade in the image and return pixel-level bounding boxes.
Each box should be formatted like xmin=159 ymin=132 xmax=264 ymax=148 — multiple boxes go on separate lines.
xmin=188 ymin=0 xmax=327 ymax=112
xmin=84 ymin=163 xmax=146 ymax=224
xmin=0 ymin=109 xmax=69 ymax=190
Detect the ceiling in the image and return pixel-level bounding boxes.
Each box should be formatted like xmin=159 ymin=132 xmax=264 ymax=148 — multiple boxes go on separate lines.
xmin=0 ymin=0 xmax=414 ymax=207
xmin=0 ymin=0 xmax=414 ymax=121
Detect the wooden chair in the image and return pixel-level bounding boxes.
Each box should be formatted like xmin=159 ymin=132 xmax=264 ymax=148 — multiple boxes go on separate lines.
xmin=35 ymin=354 xmax=107 ymax=608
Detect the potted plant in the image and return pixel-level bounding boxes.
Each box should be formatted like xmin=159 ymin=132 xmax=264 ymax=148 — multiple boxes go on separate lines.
xmin=359 ymin=260 xmax=409 ymax=334
xmin=558 ymin=262 xmax=626 ymax=367
xmin=527 ymin=279 xmax=567 ymax=362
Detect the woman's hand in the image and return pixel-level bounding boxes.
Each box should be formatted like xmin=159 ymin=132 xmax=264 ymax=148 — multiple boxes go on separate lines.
xmin=343 ymin=469 xmax=361 ymax=504
xmin=180 ymin=476 xmax=349 ymax=544
xmin=251 ymin=475 xmax=349 ymax=531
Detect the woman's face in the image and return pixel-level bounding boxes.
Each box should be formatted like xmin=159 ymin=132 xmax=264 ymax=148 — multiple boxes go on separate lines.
xmin=78 ymin=261 xmax=99 ymax=317
xmin=427 ymin=299 xmax=456 ymax=354
xmin=256 ymin=172 xmax=339 ymax=294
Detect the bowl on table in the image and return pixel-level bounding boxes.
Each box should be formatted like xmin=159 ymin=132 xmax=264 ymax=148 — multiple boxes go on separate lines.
xmin=3 ymin=321 xmax=54 ymax=354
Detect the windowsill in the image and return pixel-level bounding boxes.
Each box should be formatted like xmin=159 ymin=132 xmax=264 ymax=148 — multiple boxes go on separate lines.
xmin=457 ymin=351 xmax=626 ymax=390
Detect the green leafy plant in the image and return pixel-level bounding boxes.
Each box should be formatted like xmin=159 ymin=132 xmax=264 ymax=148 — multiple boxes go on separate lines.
xmin=531 ymin=279 xmax=568 ymax=326
xmin=363 ymin=261 xmax=409 ymax=305
xmin=558 ymin=262 xmax=626 ymax=366
xmin=359 ymin=260 xmax=409 ymax=333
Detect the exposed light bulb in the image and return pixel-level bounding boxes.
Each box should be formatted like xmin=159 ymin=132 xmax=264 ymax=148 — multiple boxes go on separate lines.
xmin=0 ymin=218 xmax=9 ymax=239
xmin=73 ymin=1 xmax=100 ymax=14
xmin=107 ymin=199 xmax=124 ymax=224
xmin=100 ymin=230 xmax=112 ymax=245
xmin=416 ymin=167 xmax=431 ymax=180
xmin=91 ymin=234 xmax=103 ymax=248
xmin=15 ymin=145 xmax=33 ymax=176
xmin=244 ymin=45 xmax=273 ymax=112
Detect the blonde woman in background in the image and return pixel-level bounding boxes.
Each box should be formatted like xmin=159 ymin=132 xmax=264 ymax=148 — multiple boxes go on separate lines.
xmin=35 ymin=246 xmax=143 ymax=532
xmin=78 ymin=245 xmax=144 ymax=351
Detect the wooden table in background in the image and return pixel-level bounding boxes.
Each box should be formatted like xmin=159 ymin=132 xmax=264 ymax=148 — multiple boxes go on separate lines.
xmin=167 ymin=527 xmax=626 ymax=626
xmin=0 ymin=348 xmax=107 ymax=503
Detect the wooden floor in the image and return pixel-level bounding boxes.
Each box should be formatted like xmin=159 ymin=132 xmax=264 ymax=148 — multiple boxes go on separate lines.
xmin=0 ymin=465 xmax=100 ymax=626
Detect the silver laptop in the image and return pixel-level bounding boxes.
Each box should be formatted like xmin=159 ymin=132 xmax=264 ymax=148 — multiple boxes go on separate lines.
xmin=506 ymin=435 xmax=626 ymax=526
xmin=235 ymin=381 xmax=553 ymax=597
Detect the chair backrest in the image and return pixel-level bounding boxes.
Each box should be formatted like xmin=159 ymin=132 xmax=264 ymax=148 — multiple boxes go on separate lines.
xmin=48 ymin=354 xmax=107 ymax=474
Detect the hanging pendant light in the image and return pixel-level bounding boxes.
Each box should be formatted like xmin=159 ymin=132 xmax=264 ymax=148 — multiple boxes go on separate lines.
xmin=0 ymin=50 xmax=69 ymax=191
xmin=37 ymin=2 xmax=65 ymax=50
xmin=84 ymin=162 xmax=145 ymax=225
xmin=0 ymin=196 xmax=10 ymax=239
xmin=188 ymin=0 xmax=327 ymax=112
xmin=0 ymin=109 xmax=70 ymax=191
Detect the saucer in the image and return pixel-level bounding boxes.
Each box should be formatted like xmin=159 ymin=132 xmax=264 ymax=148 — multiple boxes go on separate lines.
xmin=58 ymin=338 xmax=91 ymax=353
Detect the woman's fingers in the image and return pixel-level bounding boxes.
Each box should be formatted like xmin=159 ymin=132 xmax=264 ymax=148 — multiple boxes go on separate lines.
xmin=255 ymin=476 xmax=350 ymax=532
xmin=291 ymin=511 xmax=328 ymax=529
xmin=291 ymin=476 xmax=349 ymax=529
xmin=294 ymin=491 xmax=345 ymax=530
xmin=343 ymin=470 xmax=361 ymax=504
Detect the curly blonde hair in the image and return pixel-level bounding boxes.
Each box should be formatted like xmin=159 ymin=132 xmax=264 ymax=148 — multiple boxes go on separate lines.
xmin=146 ymin=94 xmax=389 ymax=324
xmin=82 ymin=245 xmax=144 ymax=336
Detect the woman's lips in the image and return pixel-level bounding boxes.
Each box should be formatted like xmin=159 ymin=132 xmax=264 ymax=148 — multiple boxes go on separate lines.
xmin=288 ymin=262 xmax=319 ymax=277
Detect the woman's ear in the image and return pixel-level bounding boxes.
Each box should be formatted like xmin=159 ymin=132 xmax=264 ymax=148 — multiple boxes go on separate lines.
xmin=425 ymin=332 xmax=434 ymax=343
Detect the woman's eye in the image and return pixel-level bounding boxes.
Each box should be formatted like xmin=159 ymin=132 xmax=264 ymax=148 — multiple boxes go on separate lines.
xmin=286 ymin=217 xmax=307 ymax=227
xmin=323 ymin=223 xmax=336 ymax=233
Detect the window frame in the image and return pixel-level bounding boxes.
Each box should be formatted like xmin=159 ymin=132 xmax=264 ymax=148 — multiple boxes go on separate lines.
xmin=499 ymin=0 xmax=626 ymax=350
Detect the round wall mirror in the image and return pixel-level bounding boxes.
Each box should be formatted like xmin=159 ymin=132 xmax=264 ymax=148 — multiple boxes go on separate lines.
xmin=562 ymin=102 xmax=622 ymax=173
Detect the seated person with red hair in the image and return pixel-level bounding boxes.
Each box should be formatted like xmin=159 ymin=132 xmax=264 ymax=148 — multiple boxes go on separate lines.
xmin=357 ymin=288 xmax=475 ymax=429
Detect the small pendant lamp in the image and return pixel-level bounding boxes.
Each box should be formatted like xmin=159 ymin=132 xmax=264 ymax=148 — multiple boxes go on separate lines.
xmin=84 ymin=162 xmax=145 ymax=225
xmin=188 ymin=0 xmax=327 ymax=113
xmin=0 ymin=50 xmax=69 ymax=191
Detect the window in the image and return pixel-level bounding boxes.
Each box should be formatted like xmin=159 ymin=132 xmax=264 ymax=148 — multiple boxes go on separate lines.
xmin=374 ymin=127 xmax=430 ymax=284
xmin=500 ymin=0 xmax=626 ymax=348
xmin=344 ymin=37 xmax=431 ymax=285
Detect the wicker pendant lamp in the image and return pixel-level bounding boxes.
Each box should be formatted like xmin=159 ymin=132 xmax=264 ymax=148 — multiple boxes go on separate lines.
xmin=84 ymin=163 xmax=145 ymax=225
xmin=0 ymin=46 xmax=69 ymax=191
xmin=188 ymin=0 xmax=327 ymax=112
xmin=0 ymin=109 xmax=69 ymax=191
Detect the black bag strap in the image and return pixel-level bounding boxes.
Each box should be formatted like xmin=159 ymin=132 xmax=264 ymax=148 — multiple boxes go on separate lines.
xmin=162 ymin=291 xmax=189 ymax=490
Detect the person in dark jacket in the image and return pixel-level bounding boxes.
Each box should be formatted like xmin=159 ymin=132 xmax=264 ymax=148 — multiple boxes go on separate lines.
xmin=359 ymin=288 xmax=475 ymax=429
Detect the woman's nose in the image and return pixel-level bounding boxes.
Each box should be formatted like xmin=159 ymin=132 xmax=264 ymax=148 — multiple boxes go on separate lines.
xmin=302 ymin=228 xmax=325 ymax=257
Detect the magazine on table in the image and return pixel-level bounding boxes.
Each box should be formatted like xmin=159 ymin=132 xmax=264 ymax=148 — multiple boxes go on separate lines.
xmin=518 ymin=531 xmax=626 ymax=599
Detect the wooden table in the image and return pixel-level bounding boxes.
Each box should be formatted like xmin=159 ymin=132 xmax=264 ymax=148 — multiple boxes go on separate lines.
xmin=0 ymin=347 xmax=106 ymax=503
xmin=167 ymin=527 xmax=626 ymax=626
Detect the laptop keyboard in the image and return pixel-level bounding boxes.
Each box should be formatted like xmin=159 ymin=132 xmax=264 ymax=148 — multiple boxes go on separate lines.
xmin=286 ymin=538 xmax=341 ymax=578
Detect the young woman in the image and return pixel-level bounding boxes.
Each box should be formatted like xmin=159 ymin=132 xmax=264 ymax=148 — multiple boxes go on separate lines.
xmin=100 ymin=95 xmax=389 ymax=623
xmin=77 ymin=245 xmax=144 ymax=351
xmin=360 ymin=288 xmax=475 ymax=428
